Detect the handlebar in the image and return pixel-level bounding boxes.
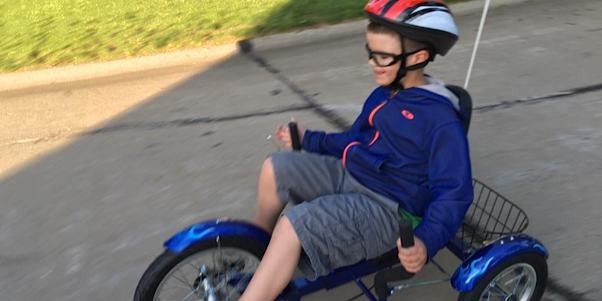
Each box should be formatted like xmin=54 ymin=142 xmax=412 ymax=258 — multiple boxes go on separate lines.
xmin=288 ymin=122 xmax=302 ymax=152
xmin=374 ymin=217 xmax=415 ymax=298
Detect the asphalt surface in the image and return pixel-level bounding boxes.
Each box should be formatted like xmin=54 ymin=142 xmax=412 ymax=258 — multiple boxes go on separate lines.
xmin=1 ymin=0 xmax=601 ymax=300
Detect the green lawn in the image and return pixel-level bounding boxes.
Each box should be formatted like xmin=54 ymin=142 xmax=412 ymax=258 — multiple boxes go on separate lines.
xmin=0 ymin=0 xmax=459 ymax=73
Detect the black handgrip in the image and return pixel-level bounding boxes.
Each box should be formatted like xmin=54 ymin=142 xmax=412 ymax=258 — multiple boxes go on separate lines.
xmin=289 ymin=122 xmax=302 ymax=152
xmin=399 ymin=218 xmax=415 ymax=248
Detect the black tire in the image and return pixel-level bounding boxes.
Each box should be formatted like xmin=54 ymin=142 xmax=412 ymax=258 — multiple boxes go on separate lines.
xmin=134 ymin=236 xmax=267 ymax=301
xmin=457 ymin=253 xmax=547 ymax=301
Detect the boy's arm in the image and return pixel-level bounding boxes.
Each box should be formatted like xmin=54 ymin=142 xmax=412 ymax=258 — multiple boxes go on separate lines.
xmin=302 ymin=129 xmax=359 ymax=158
xmin=301 ymin=102 xmax=373 ymax=158
xmin=413 ymin=122 xmax=474 ymax=260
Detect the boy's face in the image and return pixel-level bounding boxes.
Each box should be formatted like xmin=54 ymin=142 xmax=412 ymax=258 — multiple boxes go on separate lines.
xmin=366 ymin=32 xmax=402 ymax=86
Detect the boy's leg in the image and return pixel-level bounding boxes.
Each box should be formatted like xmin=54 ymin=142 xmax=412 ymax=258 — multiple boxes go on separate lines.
xmin=239 ymin=216 xmax=301 ymax=301
xmin=242 ymin=187 xmax=400 ymax=301
xmin=253 ymin=157 xmax=285 ymax=233
xmin=253 ymin=152 xmax=347 ymax=233
xmin=284 ymin=193 xmax=402 ymax=279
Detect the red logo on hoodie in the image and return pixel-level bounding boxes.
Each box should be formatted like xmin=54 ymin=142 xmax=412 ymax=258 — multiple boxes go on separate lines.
xmin=402 ymin=110 xmax=415 ymax=120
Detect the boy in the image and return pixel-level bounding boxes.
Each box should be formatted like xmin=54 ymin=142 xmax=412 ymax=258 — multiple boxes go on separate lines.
xmin=240 ymin=1 xmax=473 ymax=300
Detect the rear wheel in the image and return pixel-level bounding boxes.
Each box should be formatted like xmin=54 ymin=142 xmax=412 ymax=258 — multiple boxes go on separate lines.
xmin=457 ymin=253 xmax=547 ymax=301
xmin=134 ymin=236 xmax=266 ymax=301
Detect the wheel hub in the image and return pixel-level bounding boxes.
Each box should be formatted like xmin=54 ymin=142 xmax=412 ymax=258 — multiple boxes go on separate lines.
xmin=151 ymin=246 xmax=261 ymax=301
xmin=479 ymin=262 xmax=538 ymax=301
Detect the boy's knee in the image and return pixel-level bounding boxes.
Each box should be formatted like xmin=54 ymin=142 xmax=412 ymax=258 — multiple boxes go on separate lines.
xmin=262 ymin=156 xmax=274 ymax=173
xmin=260 ymin=156 xmax=281 ymax=183
xmin=263 ymin=152 xmax=290 ymax=178
xmin=266 ymin=151 xmax=300 ymax=173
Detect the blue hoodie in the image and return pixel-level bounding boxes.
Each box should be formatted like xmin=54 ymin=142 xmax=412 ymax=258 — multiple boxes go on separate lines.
xmin=302 ymin=79 xmax=473 ymax=259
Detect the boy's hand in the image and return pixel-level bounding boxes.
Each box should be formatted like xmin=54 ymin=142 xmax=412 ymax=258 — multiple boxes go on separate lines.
xmin=396 ymin=236 xmax=427 ymax=273
xmin=275 ymin=118 xmax=306 ymax=148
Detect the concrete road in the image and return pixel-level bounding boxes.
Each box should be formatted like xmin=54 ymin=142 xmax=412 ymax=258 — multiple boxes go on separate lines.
xmin=1 ymin=0 xmax=601 ymax=300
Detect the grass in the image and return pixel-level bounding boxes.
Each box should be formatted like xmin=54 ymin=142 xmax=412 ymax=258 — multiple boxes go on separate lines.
xmin=0 ymin=0 xmax=460 ymax=73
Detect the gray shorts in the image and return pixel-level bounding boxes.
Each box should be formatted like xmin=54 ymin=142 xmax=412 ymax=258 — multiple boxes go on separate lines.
xmin=270 ymin=151 xmax=402 ymax=280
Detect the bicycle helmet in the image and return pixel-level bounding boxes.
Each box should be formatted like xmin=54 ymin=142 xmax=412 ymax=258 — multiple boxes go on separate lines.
xmin=365 ymin=0 xmax=459 ymax=56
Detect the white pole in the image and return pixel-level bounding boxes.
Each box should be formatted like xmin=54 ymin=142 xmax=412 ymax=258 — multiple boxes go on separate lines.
xmin=464 ymin=0 xmax=492 ymax=89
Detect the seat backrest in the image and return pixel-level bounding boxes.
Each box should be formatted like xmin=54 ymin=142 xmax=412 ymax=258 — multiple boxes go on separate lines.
xmin=446 ymin=85 xmax=472 ymax=133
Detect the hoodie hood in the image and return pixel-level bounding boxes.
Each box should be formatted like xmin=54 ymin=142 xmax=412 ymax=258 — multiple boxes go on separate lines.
xmin=416 ymin=76 xmax=460 ymax=111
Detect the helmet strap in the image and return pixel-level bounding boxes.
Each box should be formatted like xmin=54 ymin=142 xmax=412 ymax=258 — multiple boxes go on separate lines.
xmin=386 ymin=37 xmax=432 ymax=91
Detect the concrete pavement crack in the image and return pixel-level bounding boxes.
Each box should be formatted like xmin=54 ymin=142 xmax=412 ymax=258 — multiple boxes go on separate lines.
xmin=238 ymin=40 xmax=351 ymax=131
xmin=238 ymin=40 xmax=602 ymax=127
xmin=474 ymin=83 xmax=602 ymax=113
xmin=85 ymin=104 xmax=314 ymax=135
xmin=11 ymin=83 xmax=599 ymax=140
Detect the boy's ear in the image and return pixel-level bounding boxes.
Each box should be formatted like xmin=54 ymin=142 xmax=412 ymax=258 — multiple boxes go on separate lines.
xmin=412 ymin=49 xmax=430 ymax=65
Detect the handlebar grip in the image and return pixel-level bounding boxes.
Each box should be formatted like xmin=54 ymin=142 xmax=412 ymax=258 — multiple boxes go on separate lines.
xmin=399 ymin=218 xmax=415 ymax=248
xmin=289 ymin=122 xmax=302 ymax=152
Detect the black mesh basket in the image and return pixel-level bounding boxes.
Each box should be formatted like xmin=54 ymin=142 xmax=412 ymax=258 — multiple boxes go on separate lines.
xmin=458 ymin=179 xmax=529 ymax=253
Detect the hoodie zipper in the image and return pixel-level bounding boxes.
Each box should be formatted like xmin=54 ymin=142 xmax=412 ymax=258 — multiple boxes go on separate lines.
xmin=342 ymin=90 xmax=399 ymax=168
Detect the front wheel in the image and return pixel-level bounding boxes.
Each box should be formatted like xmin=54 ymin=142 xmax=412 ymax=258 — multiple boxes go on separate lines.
xmin=134 ymin=236 xmax=266 ymax=301
xmin=457 ymin=253 xmax=548 ymax=301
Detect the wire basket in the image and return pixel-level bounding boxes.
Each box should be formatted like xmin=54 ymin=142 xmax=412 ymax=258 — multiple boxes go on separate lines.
xmin=458 ymin=179 xmax=529 ymax=252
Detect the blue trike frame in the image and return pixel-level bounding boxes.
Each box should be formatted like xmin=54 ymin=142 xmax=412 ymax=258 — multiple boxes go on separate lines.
xmin=164 ymin=211 xmax=549 ymax=301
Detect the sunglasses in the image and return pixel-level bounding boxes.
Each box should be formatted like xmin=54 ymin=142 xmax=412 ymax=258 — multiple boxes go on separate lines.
xmin=365 ymin=44 xmax=403 ymax=67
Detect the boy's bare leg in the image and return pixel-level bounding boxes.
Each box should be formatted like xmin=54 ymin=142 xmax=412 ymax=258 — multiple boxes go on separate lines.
xmin=254 ymin=157 xmax=286 ymax=233
xmin=239 ymin=216 xmax=301 ymax=301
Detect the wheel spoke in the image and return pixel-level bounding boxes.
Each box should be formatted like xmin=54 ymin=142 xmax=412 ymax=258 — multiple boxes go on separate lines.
xmin=164 ymin=282 xmax=194 ymax=290
xmin=158 ymin=284 xmax=180 ymax=299
xmin=187 ymin=262 xmax=200 ymax=271
xmin=181 ymin=290 xmax=195 ymax=301
xmin=174 ymin=270 xmax=193 ymax=290
xmin=518 ymin=280 xmax=530 ymax=299
xmin=498 ymin=268 xmax=515 ymax=280
xmin=503 ymin=273 xmax=522 ymax=287
xmin=159 ymin=291 xmax=195 ymax=301
xmin=172 ymin=275 xmax=189 ymax=287
xmin=494 ymin=283 xmax=512 ymax=297
xmin=511 ymin=273 xmax=525 ymax=295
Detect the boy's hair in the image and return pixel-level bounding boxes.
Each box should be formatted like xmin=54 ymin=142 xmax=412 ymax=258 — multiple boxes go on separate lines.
xmin=367 ymin=22 xmax=430 ymax=53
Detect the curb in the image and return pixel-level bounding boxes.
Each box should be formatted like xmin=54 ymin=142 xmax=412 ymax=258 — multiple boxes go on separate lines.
xmin=0 ymin=0 xmax=529 ymax=93
xmin=0 ymin=44 xmax=238 ymax=93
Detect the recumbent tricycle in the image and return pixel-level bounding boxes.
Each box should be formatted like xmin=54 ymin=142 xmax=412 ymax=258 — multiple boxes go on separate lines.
xmin=134 ymin=86 xmax=549 ymax=301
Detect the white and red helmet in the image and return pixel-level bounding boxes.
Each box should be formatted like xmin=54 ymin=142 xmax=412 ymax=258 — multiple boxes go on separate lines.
xmin=365 ymin=0 xmax=459 ymax=56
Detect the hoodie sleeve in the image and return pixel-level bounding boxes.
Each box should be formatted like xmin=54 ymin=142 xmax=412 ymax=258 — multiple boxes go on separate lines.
xmin=413 ymin=121 xmax=474 ymax=259
xmin=301 ymin=90 xmax=381 ymax=157
xmin=301 ymin=110 xmax=369 ymax=157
